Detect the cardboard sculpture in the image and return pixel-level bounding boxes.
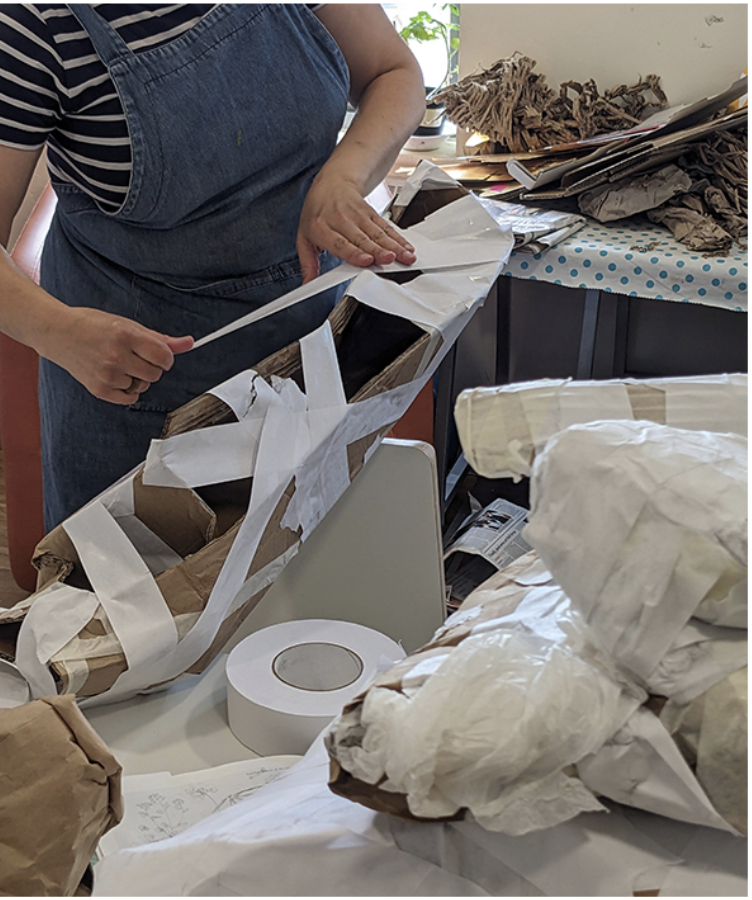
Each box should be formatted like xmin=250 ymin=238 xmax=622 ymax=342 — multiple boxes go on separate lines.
xmin=326 ymin=377 xmax=747 ymax=837
xmin=0 ymin=695 xmax=122 ymax=896
xmin=454 ymin=373 xmax=748 ymax=482
xmin=0 ymin=163 xmax=514 ymax=706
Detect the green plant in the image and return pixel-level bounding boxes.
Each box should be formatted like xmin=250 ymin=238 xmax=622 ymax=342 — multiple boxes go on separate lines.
xmin=397 ymin=4 xmax=459 ymax=99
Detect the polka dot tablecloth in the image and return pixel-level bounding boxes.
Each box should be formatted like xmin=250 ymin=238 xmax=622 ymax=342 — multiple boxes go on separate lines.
xmin=503 ymin=218 xmax=748 ymax=313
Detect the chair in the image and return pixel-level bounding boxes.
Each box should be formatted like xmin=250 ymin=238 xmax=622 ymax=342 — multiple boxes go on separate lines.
xmin=1 ymin=183 xmax=56 ymax=592
xmin=0 ymin=183 xmax=432 ymax=593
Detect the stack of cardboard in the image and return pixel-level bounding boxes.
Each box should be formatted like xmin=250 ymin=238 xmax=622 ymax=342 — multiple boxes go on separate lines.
xmin=506 ymin=76 xmax=747 ymax=201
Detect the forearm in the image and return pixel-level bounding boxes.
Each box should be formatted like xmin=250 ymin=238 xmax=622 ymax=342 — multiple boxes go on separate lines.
xmin=320 ymin=66 xmax=425 ymax=198
xmin=0 ymin=245 xmax=71 ymax=357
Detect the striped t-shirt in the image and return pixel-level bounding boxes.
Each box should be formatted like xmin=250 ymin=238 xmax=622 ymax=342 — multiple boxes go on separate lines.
xmin=0 ymin=4 xmax=222 ymax=210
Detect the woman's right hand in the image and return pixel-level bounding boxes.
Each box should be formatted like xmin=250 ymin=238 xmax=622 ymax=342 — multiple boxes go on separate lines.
xmin=50 ymin=306 xmax=194 ymax=405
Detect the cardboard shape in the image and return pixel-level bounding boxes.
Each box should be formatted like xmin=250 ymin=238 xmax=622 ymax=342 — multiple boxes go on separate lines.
xmin=0 ymin=164 xmax=514 ymax=706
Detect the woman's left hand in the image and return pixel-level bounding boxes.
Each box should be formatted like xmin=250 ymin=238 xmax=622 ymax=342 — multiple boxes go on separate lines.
xmin=296 ymin=172 xmax=416 ymax=283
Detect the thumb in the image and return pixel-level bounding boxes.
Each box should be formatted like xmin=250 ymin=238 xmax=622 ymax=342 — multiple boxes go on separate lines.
xmin=162 ymin=334 xmax=195 ymax=354
xmin=297 ymin=237 xmax=320 ymax=285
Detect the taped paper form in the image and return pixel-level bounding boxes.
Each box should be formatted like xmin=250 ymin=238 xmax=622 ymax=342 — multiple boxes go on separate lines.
xmin=0 ymin=162 xmax=515 ymax=707
xmin=326 ymin=379 xmax=747 ymax=840
xmin=454 ymin=373 xmax=748 ymax=481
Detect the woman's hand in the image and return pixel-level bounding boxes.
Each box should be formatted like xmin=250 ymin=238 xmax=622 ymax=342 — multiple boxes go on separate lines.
xmin=297 ymin=172 xmax=416 ymax=283
xmin=47 ymin=306 xmax=194 ymax=405
xmin=299 ymin=5 xmax=425 ymax=283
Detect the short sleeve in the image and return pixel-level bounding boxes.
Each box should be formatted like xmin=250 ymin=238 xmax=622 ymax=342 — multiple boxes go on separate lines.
xmin=0 ymin=5 xmax=64 ymax=149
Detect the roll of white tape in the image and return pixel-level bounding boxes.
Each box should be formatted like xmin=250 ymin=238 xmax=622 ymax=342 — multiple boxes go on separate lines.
xmin=226 ymin=619 xmax=404 ymax=756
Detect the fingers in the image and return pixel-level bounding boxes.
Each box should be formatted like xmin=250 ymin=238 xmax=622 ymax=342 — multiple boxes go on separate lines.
xmin=297 ymin=237 xmax=321 ymax=285
xmin=53 ymin=308 xmax=197 ymax=406
xmin=299 ymin=179 xmax=418 ymax=273
xmin=321 ymin=212 xmax=417 ymax=269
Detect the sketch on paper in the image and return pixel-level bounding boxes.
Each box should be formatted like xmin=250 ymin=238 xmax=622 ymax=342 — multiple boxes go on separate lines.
xmin=98 ymin=756 xmax=301 ymax=856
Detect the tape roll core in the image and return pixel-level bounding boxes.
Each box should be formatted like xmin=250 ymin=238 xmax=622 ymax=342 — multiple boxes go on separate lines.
xmin=272 ymin=642 xmax=363 ymax=692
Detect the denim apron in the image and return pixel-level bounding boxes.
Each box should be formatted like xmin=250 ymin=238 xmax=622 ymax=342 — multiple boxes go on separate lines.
xmin=38 ymin=4 xmax=349 ymax=529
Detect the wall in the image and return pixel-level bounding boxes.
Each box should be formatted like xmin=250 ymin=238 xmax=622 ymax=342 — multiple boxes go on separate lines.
xmin=8 ymin=153 xmax=49 ymax=251
xmin=458 ymin=4 xmax=747 ymax=106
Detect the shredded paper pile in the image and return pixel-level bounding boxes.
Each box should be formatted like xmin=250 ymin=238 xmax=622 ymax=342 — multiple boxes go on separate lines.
xmin=436 ymin=53 xmax=667 ymax=153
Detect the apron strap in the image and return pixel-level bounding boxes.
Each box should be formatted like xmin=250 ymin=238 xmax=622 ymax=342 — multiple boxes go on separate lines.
xmin=69 ymin=4 xmax=132 ymax=67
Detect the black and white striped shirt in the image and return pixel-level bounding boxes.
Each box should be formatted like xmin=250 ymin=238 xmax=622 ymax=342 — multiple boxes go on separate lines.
xmin=0 ymin=5 xmax=220 ymax=210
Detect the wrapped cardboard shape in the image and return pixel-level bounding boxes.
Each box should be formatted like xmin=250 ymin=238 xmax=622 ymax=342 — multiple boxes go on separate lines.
xmin=326 ymin=553 xmax=646 ymax=835
xmin=0 ymin=695 xmax=122 ymax=896
xmin=525 ymin=420 xmax=747 ymax=678
xmin=0 ymin=165 xmax=514 ymax=706
xmin=326 ymin=551 xmax=743 ymax=836
xmin=454 ymin=373 xmax=747 ymax=482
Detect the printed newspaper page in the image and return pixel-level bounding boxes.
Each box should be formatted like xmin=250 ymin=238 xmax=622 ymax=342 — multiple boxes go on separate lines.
xmin=444 ymin=498 xmax=532 ymax=608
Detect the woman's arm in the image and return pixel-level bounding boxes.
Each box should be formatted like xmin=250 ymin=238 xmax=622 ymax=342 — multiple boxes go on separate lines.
xmin=297 ymin=4 xmax=426 ymax=282
xmin=0 ymin=146 xmax=193 ymax=404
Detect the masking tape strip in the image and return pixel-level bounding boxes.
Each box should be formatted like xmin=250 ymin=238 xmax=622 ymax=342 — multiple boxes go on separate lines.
xmin=63 ymin=500 xmax=179 ymax=672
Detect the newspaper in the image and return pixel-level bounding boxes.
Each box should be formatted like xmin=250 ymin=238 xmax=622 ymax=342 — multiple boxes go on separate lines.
xmin=477 ymin=197 xmax=586 ymax=252
xmin=444 ymin=498 xmax=532 ymax=608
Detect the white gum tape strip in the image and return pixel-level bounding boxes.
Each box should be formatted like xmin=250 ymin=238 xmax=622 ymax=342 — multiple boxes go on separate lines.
xmin=282 ymin=323 xmax=350 ymax=535
xmin=142 ymin=419 xmax=265 ymax=490
xmin=63 ymin=500 xmax=179 ymax=672
xmin=16 ymin=584 xmax=100 ymax=699
xmin=192 ymin=263 xmax=360 ymax=350
xmin=191 ymin=191 xmax=513 ymax=352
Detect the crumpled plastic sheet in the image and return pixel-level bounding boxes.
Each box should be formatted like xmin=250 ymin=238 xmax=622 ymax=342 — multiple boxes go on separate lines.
xmin=327 ymin=576 xmax=644 ymax=835
xmin=524 ymin=420 xmax=748 ymax=680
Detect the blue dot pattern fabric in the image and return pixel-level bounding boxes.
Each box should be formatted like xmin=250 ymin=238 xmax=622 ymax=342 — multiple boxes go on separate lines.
xmin=503 ymin=219 xmax=748 ymax=313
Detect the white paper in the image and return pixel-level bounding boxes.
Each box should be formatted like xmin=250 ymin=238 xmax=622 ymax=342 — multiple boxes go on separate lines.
xmin=577 ymin=706 xmax=735 ymax=832
xmin=92 ymin=738 xmax=489 ymax=897
xmin=98 ymin=756 xmax=301 ymax=856
xmin=524 ymin=421 xmax=747 ymax=680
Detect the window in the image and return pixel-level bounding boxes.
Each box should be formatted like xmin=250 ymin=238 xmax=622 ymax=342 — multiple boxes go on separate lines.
xmin=382 ymin=3 xmax=459 ymax=93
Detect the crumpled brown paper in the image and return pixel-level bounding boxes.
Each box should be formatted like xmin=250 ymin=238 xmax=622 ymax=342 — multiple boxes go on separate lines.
xmin=578 ymin=164 xmax=692 ymax=222
xmin=0 ymin=696 xmax=123 ymax=896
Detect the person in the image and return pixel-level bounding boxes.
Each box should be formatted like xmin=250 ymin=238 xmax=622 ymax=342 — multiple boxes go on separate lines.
xmin=0 ymin=4 xmax=425 ymax=529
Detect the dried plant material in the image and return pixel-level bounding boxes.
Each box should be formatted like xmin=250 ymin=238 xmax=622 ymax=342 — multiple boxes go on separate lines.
xmin=436 ymin=53 xmax=666 ymax=152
